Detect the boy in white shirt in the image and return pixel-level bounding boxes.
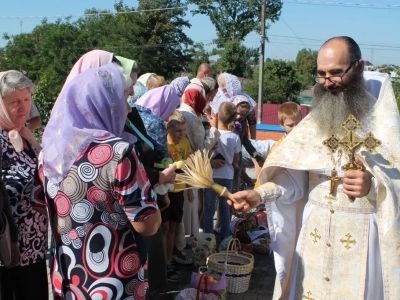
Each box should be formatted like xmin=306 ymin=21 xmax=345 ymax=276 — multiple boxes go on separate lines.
xmin=203 ymin=102 xmax=241 ymax=240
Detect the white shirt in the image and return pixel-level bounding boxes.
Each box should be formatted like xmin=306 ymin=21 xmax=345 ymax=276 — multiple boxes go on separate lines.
xmin=212 ymin=130 xmax=241 ymax=180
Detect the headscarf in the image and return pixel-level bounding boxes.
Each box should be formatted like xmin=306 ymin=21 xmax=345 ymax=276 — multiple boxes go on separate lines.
xmin=128 ymin=81 xmax=148 ymax=106
xmin=61 ymin=50 xmax=137 ymax=144
xmin=210 ymin=73 xmax=242 ymax=113
xmin=42 ymin=63 xmax=126 ymax=184
xmin=200 ymin=77 xmax=217 ymax=93
xmin=137 ymin=73 xmax=156 ymax=87
xmin=232 ymin=92 xmax=256 ymax=111
xmin=135 ymin=85 xmax=180 ymax=121
xmin=0 ymin=71 xmax=41 ymax=153
xmin=63 ymin=50 xmax=113 ymax=91
xmin=170 ymin=76 xmax=190 ymax=98
xmin=186 ymin=78 xmax=206 ymax=97
xmin=218 ymin=73 xmax=241 ymax=97
xmin=182 ymin=89 xmax=207 ymax=115
xmin=115 ymin=56 xmax=136 ymax=76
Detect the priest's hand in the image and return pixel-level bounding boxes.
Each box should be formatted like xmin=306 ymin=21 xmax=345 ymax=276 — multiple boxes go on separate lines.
xmin=227 ymin=190 xmax=261 ymax=212
xmin=342 ymin=157 xmax=371 ymax=198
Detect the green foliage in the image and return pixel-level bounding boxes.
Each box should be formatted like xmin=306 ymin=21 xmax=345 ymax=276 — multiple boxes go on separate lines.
xmin=212 ymin=40 xmax=259 ymax=77
xmin=187 ymin=43 xmax=210 ymax=76
xmin=187 ymin=0 xmax=281 ymax=79
xmin=243 ymin=59 xmax=302 ymax=104
xmin=295 ymin=48 xmax=318 ymax=88
xmin=188 ymin=0 xmax=282 ymax=45
xmin=0 ymin=0 xmax=193 ymax=126
xmin=393 ymin=82 xmax=400 ymax=111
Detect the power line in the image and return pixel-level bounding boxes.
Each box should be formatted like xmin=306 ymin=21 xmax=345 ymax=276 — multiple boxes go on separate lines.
xmin=280 ymin=18 xmax=309 ymax=48
xmin=0 ymin=6 xmax=187 ymax=20
xmin=282 ymin=0 xmax=400 ymax=10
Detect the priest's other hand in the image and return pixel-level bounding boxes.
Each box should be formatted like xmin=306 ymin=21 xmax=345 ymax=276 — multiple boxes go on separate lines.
xmin=227 ymin=190 xmax=261 ymax=212
xmin=342 ymin=157 xmax=371 ymax=198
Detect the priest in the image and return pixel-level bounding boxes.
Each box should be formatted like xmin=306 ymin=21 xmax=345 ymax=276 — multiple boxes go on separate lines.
xmin=230 ymin=36 xmax=400 ymax=299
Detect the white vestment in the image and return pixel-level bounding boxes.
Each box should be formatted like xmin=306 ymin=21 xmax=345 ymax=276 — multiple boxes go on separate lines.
xmin=258 ymin=72 xmax=400 ymax=300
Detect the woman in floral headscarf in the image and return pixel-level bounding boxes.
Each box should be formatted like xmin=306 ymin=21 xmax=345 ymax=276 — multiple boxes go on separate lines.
xmin=41 ymin=63 xmax=160 ymax=299
xmin=170 ymin=76 xmax=190 ymax=98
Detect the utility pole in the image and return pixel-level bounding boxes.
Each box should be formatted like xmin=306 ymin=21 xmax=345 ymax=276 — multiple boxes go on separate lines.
xmin=257 ymin=0 xmax=266 ymax=124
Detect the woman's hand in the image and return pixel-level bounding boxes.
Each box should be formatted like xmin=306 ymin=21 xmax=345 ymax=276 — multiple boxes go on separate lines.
xmin=206 ymin=113 xmax=218 ymax=128
xmin=159 ymin=164 xmax=176 ymax=185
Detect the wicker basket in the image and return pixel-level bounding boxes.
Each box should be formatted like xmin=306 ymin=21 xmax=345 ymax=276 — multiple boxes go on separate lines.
xmin=207 ymin=239 xmax=254 ymax=294
xmin=233 ymin=219 xmax=253 ymax=254
xmin=220 ymin=238 xmax=254 ymax=263
xmin=253 ymin=237 xmax=271 ymax=254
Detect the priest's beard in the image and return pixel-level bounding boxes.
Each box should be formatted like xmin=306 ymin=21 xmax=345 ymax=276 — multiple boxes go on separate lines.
xmin=311 ymin=74 xmax=369 ymax=135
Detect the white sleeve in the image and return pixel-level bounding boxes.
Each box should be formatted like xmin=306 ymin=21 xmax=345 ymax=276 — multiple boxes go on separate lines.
xmin=256 ymin=169 xmax=307 ymax=204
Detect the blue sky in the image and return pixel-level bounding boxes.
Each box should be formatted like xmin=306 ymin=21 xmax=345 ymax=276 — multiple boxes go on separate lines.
xmin=0 ymin=0 xmax=399 ymax=66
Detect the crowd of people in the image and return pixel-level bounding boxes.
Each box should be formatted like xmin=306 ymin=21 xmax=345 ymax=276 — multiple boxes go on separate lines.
xmin=0 ymin=35 xmax=398 ymax=300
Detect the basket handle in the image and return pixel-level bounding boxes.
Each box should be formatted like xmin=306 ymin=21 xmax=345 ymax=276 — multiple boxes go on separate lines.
xmin=233 ymin=219 xmax=247 ymax=238
xmin=196 ymin=274 xmax=210 ymax=300
xmin=225 ymin=238 xmax=243 ymax=262
xmin=246 ymin=213 xmax=259 ymax=227
xmin=226 ymin=238 xmax=241 ymax=252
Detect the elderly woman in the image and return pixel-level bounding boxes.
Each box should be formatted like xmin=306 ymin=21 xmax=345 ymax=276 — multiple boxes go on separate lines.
xmin=0 ymin=71 xmax=48 ymax=299
xmin=40 ymin=63 xmax=160 ymax=299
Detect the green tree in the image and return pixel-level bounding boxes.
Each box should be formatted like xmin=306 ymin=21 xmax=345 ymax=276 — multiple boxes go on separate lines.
xmin=187 ymin=43 xmax=211 ymax=76
xmin=243 ymin=59 xmax=302 ymax=104
xmin=0 ymin=1 xmax=194 ymax=126
xmin=1 ymin=19 xmax=82 ymax=124
xmin=295 ymin=48 xmax=318 ymax=87
xmin=77 ymin=0 xmax=193 ymax=79
xmin=188 ymin=0 xmax=282 ymax=45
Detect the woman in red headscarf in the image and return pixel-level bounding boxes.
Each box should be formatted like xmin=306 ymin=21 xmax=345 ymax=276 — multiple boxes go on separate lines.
xmin=176 ymin=88 xmax=221 ymax=256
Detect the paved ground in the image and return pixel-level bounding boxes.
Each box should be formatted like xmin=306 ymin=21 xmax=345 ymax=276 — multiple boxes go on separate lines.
xmin=150 ymin=252 xmax=275 ymax=300
xmin=150 ymin=168 xmax=276 ymax=300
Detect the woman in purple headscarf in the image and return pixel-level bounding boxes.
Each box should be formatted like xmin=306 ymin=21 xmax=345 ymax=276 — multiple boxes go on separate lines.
xmin=40 ymin=63 xmax=160 ymax=299
xmin=134 ymin=85 xmax=181 ymax=162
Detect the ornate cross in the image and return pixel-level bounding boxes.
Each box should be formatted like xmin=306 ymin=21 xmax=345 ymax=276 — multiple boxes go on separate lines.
xmin=310 ymin=228 xmax=321 ymax=243
xmin=323 ymin=114 xmax=381 ymax=201
xmin=324 ymin=169 xmax=342 ymax=203
xmin=340 ymin=233 xmax=357 ymax=250
xmin=302 ymin=291 xmax=316 ymax=300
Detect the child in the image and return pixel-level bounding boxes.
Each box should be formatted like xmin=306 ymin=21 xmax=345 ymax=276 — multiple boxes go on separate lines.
xmin=229 ymin=95 xmax=264 ymax=194
xmin=254 ymin=101 xmax=302 ymax=187
xmin=162 ymin=110 xmax=194 ymax=282
xmin=203 ymin=102 xmax=241 ymax=240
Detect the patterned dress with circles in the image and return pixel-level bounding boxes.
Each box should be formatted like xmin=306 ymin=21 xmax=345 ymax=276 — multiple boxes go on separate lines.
xmin=38 ymin=137 xmax=158 ymax=300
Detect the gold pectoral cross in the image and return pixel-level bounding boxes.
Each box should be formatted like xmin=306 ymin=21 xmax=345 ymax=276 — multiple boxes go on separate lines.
xmin=323 ymin=114 xmax=381 ymax=202
xmin=325 ymin=169 xmax=342 ymax=203
xmin=302 ymin=291 xmax=316 ymax=300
